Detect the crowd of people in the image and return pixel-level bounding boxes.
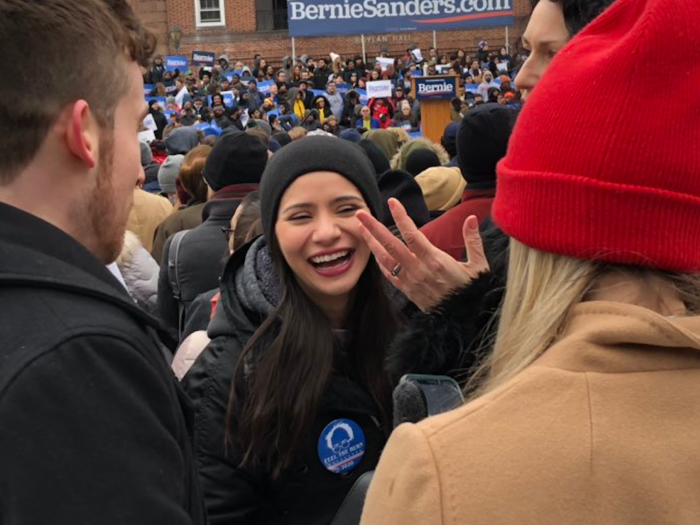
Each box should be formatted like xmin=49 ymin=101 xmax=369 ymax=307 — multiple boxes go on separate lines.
xmin=142 ymin=41 xmax=524 ymax=140
xmin=2 ymin=0 xmax=700 ymax=524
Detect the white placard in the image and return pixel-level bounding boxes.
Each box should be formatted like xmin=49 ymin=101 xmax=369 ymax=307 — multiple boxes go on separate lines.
xmin=142 ymin=113 xmax=158 ymax=131
xmin=175 ymin=85 xmax=189 ymax=107
xmin=376 ymin=57 xmax=394 ymax=71
xmin=138 ymin=129 xmax=156 ymax=143
xmin=411 ymin=48 xmax=423 ymax=62
xmin=366 ymin=80 xmax=393 ymax=99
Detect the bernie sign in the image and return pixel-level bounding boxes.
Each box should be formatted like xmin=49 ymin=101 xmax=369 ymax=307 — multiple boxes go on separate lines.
xmin=415 ymin=76 xmax=458 ymax=100
xmin=288 ymin=0 xmax=514 ymax=37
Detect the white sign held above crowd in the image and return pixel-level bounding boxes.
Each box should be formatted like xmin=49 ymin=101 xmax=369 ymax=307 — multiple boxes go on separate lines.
xmin=376 ymin=57 xmax=394 ymax=71
xmin=366 ymin=80 xmax=393 ymax=99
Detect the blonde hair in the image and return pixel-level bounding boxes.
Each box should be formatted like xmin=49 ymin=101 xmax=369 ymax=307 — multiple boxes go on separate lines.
xmin=468 ymin=239 xmax=700 ymax=398
xmin=288 ymin=127 xmax=308 ymax=141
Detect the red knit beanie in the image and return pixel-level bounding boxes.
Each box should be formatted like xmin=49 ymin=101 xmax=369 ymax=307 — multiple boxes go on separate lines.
xmin=493 ymin=0 xmax=700 ymax=272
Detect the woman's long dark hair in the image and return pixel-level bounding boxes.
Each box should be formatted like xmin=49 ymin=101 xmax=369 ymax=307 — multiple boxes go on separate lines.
xmin=226 ymin=236 xmax=399 ymax=479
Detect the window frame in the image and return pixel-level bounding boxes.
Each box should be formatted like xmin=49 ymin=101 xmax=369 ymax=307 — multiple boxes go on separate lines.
xmin=194 ymin=0 xmax=226 ymax=28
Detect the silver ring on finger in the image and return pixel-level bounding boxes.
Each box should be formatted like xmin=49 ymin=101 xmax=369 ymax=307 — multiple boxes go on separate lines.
xmin=391 ymin=263 xmax=402 ymax=277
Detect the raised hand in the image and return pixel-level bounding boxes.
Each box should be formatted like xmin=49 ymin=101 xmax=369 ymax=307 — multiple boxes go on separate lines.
xmin=356 ymin=198 xmax=490 ymax=312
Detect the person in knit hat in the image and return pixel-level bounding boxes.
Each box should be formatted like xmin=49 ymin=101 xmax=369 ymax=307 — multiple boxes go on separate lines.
xmin=181 ymin=136 xmax=406 ymax=525
xmin=404 ymin=148 xmax=441 ymax=178
xmin=157 ymin=133 xmax=268 ymax=334
xmin=415 ymin=166 xmax=466 ymax=215
xmin=157 ymin=154 xmax=184 ymax=203
xmin=362 ymin=1 xmax=700 ymax=524
xmin=165 ymin=126 xmax=200 ymax=155
xmin=377 ymin=169 xmax=430 ymax=231
xmin=420 ymin=103 xmax=516 ymax=260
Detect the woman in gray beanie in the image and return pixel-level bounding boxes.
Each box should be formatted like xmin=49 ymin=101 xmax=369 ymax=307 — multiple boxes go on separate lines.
xmin=182 ymin=136 xmax=405 ymax=525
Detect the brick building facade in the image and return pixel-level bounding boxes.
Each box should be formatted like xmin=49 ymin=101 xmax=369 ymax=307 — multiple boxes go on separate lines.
xmin=132 ymin=0 xmax=532 ymax=67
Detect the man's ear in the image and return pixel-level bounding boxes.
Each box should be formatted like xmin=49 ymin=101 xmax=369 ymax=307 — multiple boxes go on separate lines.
xmin=65 ymin=100 xmax=97 ymax=169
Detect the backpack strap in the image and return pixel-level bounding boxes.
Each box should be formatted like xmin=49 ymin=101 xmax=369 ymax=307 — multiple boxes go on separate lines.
xmin=167 ymin=230 xmax=190 ymax=337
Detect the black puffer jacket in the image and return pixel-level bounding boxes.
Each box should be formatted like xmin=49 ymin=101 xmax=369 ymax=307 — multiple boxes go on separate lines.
xmin=181 ymin=238 xmax=388 ymax=525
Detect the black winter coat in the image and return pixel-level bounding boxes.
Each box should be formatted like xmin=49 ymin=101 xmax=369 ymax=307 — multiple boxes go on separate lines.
xmin=0 ymin=203 xmax=206 ymax=525
xmin=157 ymin=184 xmax=258 ymax=334
xmin=182 ymin=238 xmax=388 ymax=525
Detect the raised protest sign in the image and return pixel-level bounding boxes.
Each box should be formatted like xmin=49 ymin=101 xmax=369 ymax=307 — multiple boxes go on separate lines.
xmin=138 ymin=129 xmax=156 ymax=143
xmin=143 ymin=83 xmax=154 ymax=96
xmin=415 ymin=76 xmax=458 ymax=100
xmin=191 ymin=51 xmax=216 ymax=66
xmin=142 ymin=113 xmax=158 ymax=131
xmin=376 ymin=57 xmax=394 ymax=71
xmin=336 ymin=83 xmax=351 ymax=96
xmin=166 ymin=56 xmax=188 ymax=71
xmin=367 ymin=80 xmax=393 ymax=99
xmin=356 ymin=88 xmax=368 ymax=105
xmin=288 ymin=0 xmax=514 ymax=37
xmin=258 ymin=80 xmax=274 ymax=96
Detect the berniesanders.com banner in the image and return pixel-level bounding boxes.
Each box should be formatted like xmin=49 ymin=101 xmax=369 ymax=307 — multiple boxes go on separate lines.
xmin=288 ymin=0 xmax=514 ymax=37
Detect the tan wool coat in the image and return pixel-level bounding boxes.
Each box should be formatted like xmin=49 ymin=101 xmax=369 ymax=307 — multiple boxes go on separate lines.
xmin=361 ymin=301 xmax=700 ymax=525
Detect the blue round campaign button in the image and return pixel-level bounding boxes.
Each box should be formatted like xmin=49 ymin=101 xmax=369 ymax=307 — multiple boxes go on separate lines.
xmin=317 ymin=419 xmax=366 ymax=474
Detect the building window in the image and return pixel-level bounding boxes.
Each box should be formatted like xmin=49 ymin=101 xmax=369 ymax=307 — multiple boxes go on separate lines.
xmin=256 ymin=0 xmax=288 ymax=31
xmin=195 ymin=0 xmax=225 ymax=27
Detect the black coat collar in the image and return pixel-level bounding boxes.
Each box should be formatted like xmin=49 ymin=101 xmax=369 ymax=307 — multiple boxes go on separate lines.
xmin=0 ymin=202 xmax=159 ymax=329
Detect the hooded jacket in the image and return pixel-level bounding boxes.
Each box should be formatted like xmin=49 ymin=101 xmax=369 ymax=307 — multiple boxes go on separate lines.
xmin=362 ymin=301 xmax=700 ymax=525
xmin=390 ymin=139 xmax=449 ymax=172
xmin=0 ymin=202 xmax=205 ymax=525
xmin=181 ymin=237 xmax=388 ymax=525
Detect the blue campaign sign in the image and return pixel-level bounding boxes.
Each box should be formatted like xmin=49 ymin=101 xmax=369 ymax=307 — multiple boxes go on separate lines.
xmin=288 ymin=0 xmax=514 ymax=37
xmin=356 ymin=88 xmax=368 ymax=105
xmin=143 ymin=84 xmax=154 ymax=96
xmin=415 ymin=76 xmax=458 ymax=100
xmin=463 ymin=84 xmax=479 ymax=93
xmin=224 ymin=70 xmax=244 ymax=82
xmin=267 ymin=109 xmax=280 ymax=117
xmin=221 ymin=91 xmax=236 ymax=107
xmin=258 ymin=80 xmax=274 ymax=96
xmin=311 ymin=89 xmax=326 ymax=99
xmin=166 ymin=56 xmax=188 ymax=71
xmin=336 ymin=83 xmax=351 ymax=96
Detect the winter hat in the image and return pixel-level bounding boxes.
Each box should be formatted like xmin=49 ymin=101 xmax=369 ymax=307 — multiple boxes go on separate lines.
xmin=166 ymin=96 xmax=177 ymax=106
xmin=165 ymin=127 xmax=200 ymax=155
xmin=493 ymin=0 xmax=700 ymax=272
xmin=415 ymin=166 xmax=466 ymax=212
xmin=140 ymin=141 xmax=153 ymax=167
xmin=202 ymin=133 xmax=268 ymax=192
xmin=441 ymin=122 xmax=460 ymax=159
xmin=392 ymin=138 xmax=448 ymax=172
xmin=458 ymin=103 xmax=515 ymax=189
xmin=272 ymin=131 xmax=292 ymax=147
xmin=357 ymin=140 xmax=391 ymax=176
xmin=405 ymin=148 xmax=441 ymax=178
xmin=340 ymin=128 xmax=362 ymax=143
xmin=158 ymin=154 xmax=184 ymax=195
xmin=363 ymin=129 xmax=401 ymax=160
xmin=260 ymin=136 xmax=381 ymax=242
xmin=377 ymin=169 xmax=430 ymax=228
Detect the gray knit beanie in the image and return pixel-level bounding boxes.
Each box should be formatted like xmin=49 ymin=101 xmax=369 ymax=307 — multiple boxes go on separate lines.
xmin=260 ymin=136 xmax=381 ymax=242
xmin=158 ymin=154 xmax=184 ymax=195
